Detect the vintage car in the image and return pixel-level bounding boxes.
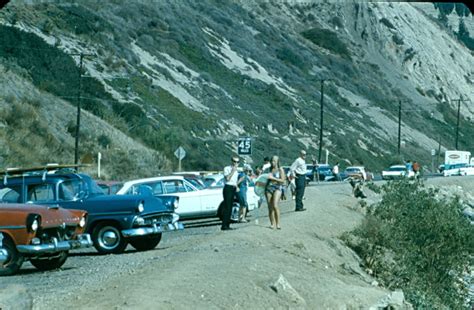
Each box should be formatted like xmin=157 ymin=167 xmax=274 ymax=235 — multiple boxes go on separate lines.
xmin=343 ymin=166 xmax=372 ymax=181
xmin=0 ymin=165 xmax=183 ymax=255
xmin=116 ymin=175 xmax=258 ymax=221
xmin=117 ymin=175 xmax=224 ymax=220
xmin=381 ymin=165 xmax=415 ymax=180
xmin=0 ymin=203 xmax=91 ymax=275
xmin=443 ymin=163 xmax=469 ymax=176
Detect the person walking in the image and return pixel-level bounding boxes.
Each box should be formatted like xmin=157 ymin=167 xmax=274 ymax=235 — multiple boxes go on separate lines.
xmin=221 ymin=155 xmax=239 ymax=231
xmin=265 ymin=155 xmax=286 ymax=229
xmin=290 ymin=150 xmax=307 ymax=212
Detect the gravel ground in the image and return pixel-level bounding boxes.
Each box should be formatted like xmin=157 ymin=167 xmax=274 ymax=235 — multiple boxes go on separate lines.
xmin=1 ymin=177 xmax=473 ymax=309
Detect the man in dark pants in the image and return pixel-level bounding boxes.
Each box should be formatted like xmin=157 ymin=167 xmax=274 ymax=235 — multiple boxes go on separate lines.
xmin=290 ymin=150 xmax=307 ymax=212
xmin=221 ymin=155 xmax=239 ymax=230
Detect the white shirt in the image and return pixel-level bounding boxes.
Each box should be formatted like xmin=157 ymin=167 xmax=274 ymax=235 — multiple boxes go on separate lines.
xmin=290 ymin=157 xmax=306 ymax=176
xmin=333 ymin=165 xmax=339 ymax=174
xmin=262 ymin=162 xmax=271 ymax=173
xmin=223 ymin=165 xmax=238 ymax=186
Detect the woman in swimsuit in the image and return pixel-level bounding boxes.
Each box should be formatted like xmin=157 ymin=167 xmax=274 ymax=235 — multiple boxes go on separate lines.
xmin=265 ymin=155 xmax=286 ymax=230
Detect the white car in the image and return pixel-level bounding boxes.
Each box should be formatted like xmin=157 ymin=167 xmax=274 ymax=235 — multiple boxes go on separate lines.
xmin=381 ymin=165 xmax=415 ymax=180
xmin=444 ymin=163 xmax=469 ymax=176
xmin=459 ymin=165 xmax=474 ymax=176
xmin=202 ymin=174 xmax=259 ymax=211
xmin=344 ymin=166 xmax=370 ymax=181
xmin=116 ymin=175 xmax=258 ymax=220
xmin=117 ymin=176 xmax=224 ymax=219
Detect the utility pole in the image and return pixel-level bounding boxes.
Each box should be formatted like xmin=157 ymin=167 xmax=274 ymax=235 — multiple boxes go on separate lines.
xmin=318 ymin=79 xmax=326 ymax=163
xmin=70 ymin=52 xmax=94 ymax=165
xmin=451 ymin=96 xmax=470 ymax=150
xmin=398 ymin=100 xmax=402 ymax=155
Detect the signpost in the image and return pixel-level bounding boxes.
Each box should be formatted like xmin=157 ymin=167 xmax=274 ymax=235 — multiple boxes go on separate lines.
xmin=237 ymin=137 xmax=252 ymax=155
xmin=174 ymin=146 xmax=186 ymax=171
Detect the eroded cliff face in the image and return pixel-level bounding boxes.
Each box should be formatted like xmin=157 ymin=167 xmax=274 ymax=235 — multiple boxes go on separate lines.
xmin=0 ymin=1 xmax=472 ymax=175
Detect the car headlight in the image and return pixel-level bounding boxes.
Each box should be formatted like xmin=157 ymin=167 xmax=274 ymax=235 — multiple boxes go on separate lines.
xmin=173 ymin=198 xmax=179 ymax=210
xmin=137 ymin=201 xmax=145 ymax=213
xmin=27 ymin=214 xmax=41 ymax=233
xmin=79 ymin=215 xmax=87 ymax=228
xmin=134 ymin=216 xmax=145 ymax=226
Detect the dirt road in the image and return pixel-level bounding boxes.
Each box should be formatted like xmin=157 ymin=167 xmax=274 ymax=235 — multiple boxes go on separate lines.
xmin=6 ymin=177 xmax=471 ymax=309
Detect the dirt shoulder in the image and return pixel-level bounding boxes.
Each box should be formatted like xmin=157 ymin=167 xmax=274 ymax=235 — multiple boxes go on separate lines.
xmin=48 ymin=182 xmax=394 ymax=309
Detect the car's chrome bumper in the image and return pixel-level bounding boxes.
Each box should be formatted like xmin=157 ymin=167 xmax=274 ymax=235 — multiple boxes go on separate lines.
xmin=0 ymin=248 xmax=8 ymax=264
xmin=122 ymin=222 xmax=184 ymax=238
xmin=16 ymin=234 xmax=92 ymax=255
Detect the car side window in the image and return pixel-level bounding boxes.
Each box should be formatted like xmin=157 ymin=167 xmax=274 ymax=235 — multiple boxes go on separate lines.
xmin=151 ymin=182 xmax=163 ymax=195
xmin=0 ymin=186 xmax=21 ymax=203
xmin=27 ymin=184 xmax=55 ymax=202
xmin=163 ymin=180 xmax=186 ymax=193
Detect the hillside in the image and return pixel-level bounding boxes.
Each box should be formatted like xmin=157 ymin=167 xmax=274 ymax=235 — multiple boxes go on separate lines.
xmin=0 ymin=1 xmax=473 ymax=179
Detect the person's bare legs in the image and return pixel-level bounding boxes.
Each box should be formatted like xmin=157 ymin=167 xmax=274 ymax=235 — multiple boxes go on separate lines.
xmin=266 ymin=192 xmax=275 ymax=228
xmin=272 ymin=190 xmax=282 ymax=229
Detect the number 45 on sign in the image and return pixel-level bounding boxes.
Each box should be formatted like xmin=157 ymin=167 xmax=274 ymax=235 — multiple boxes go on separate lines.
xmin=237 ymin=137 xmax=252 ymax=155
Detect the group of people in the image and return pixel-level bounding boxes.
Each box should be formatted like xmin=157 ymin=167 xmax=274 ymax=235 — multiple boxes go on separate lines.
xmin=220 ymin=150 xmax=308 ymax=231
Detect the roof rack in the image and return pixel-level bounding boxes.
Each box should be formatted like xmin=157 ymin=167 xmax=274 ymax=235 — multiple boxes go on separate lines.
xmin=1 ymin=164 xmax=90 ymax=181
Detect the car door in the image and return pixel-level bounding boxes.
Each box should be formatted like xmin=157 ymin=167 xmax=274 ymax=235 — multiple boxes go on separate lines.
xmin=162 ymin=179 xmax=203 ymax=217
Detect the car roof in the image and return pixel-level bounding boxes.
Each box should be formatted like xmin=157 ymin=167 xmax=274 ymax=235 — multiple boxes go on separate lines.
xmin=346 ymin=166 xmax=364 ymax=169
xmin=123 ymin=175 xmax=185 ymax=186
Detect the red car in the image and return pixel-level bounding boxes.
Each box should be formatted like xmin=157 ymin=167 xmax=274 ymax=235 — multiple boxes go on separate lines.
xmin=0 ymin=203 xmax=92 ymax=275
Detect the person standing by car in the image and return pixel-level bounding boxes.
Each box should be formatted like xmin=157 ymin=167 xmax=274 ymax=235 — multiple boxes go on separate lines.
xmin=221 ymin=156 xmax=239 ymax=231
xmin=266 ymin=155 xmax=286 ymax=229
xmin=237 ymin=166 xmax=251 ymax=223
xmin=332 ymin=162 xmax=341 ymax=182
xmin=290 ymin=150 xmax=307 ymax=212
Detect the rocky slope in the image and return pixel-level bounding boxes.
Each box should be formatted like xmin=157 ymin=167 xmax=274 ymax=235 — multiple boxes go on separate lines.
xmin=0 ymin=1 xmax=473 ymax=177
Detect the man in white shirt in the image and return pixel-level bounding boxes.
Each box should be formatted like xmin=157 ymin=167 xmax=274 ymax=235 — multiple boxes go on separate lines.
xmin=221 ymin=155 xmax=239 ymax=230
xmin=290 ymin=150 xmax=307 ymax=212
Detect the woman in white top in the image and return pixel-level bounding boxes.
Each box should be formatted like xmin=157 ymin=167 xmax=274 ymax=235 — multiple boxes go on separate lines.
xmin=265 ymin=155 xmax=286 ymax=230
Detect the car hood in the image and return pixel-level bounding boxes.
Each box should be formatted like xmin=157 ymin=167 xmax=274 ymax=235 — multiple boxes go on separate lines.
xmin=0 ymin=204 xmax=85 ymax=229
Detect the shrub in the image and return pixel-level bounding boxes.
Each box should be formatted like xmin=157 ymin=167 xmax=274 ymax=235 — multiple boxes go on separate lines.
xmin=301 ymin=27 xmax=351 ymax=59
xmin=344 ymin=180 xmax=474 ymax=308
xmin=380 ymin=17 xmax=395 ymax=30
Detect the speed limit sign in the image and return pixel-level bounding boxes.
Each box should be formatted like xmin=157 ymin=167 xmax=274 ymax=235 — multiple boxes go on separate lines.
xmin=237 ymin=137 xmax=252 ymax=155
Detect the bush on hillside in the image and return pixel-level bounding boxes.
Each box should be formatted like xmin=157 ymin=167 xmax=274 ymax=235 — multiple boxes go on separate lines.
xmin=343 ymin=180 xmax=473 ymax=308
xmin=301 ymin=27 xmax=350 ymax=59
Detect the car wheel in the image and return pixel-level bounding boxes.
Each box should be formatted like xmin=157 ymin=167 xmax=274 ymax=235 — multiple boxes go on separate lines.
xmin=92 ymin=223 xmax=128 ymax=254
xmin=129 ymin=234 xmax=162 ymax=251
xmin=231 ymin=202 xmax=240 ymax=222
xmin=30 ymin=251 xmax=68 ymax=271
xmin=0 ymin=237 xmax=24 ymax=276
